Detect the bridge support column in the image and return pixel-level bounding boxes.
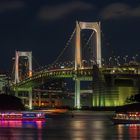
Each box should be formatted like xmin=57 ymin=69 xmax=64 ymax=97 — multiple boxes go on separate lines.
xmin=15 ymin=88 xmax=18 ymax=97
xmin=29 ymin=88 xmax=32 ymax=110
xmin=75 ymin=78 xmax=81 ymax=109
xmin=38 ymin=93 xmax=41 ymax=107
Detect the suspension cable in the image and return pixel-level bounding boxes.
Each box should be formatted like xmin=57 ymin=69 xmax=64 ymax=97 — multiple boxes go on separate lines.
xmin=52 ymin=28 xmax=76 ymax=65
xmin=83 ymin=31 xmax=95 ymax=48
xmin=32 ymin=56 xmax=41 ymax=70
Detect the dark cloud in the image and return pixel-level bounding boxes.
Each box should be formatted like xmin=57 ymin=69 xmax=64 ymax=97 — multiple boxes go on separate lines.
xmin=100 ymin=3 xmax=140 ymax=19
xmin=37 ymin=1 xmax=94 ymax=21
xmin=0 ymin=0 xmax=25 ymax=13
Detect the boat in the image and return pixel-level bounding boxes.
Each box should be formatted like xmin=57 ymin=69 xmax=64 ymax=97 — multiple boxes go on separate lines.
xmin=0 ymin=109 xmax=74 ymax=120
xmin=111 ymin=112 xmax=140 ymax=124
xmin=0 ymin=111 xmax=45 ymax=121
xmin=22 ymin=111 xmax=45 ymax=121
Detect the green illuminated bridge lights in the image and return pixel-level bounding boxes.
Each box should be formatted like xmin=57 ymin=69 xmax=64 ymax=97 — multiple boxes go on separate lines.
xmin=12 ymin=66 xmax=140 ymax=88
xmin=12 ymin=67 xmax=93 ymax=88
xmin=11 ymin=65 xmax=140 ymax=109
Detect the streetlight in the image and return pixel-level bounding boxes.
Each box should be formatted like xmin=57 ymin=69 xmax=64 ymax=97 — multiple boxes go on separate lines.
xmin=109 ymin=57 xmax=112 ymax=66
xmin=101 ymin=58 xmax=105 ymax=66
xmin=132 ymin=54 xmax=139 ymax=65
xmin=81 ymin=60 xmax=87 ymax=68
xmin=123 ymin=55 xmax=128 ymax=64
xmin=135 ymin=54 xmax=138 ymax=62
xmin=115 ymin=56 xmax=120 ymax=66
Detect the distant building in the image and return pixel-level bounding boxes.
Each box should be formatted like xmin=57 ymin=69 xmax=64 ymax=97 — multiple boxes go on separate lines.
xmin=0 ymin=73 xmax=7 ymax=93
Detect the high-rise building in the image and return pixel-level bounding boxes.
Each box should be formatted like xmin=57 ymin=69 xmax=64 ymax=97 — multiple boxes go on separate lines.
xmin=0 ymin=73 xmax=8 ymax=93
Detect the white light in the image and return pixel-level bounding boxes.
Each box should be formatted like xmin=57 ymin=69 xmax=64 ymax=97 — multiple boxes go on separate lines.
xmin=61 ymin=66 xmax=64 ymax=69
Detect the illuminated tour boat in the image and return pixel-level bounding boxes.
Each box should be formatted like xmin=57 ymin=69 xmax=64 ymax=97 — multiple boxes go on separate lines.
xmin=0 ymin=111 xmax=45 ymax=121
xmin=0 ymin=109 xmax=73 ymax=120
xmin=112 ymin=112 xmax=140 ymax=124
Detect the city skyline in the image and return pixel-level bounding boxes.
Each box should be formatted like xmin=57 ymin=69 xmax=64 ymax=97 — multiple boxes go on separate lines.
xmin=0 ymin=0 xmax=140 ymax=72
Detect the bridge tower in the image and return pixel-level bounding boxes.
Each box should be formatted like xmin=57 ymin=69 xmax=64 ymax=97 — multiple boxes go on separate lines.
xmin=15 ymin=51 xmax=32 ymax=83
xmin=14 ymin=51 xmax=33 ymax=109
xmin=74 ymin=21 xmax=101 ymax=109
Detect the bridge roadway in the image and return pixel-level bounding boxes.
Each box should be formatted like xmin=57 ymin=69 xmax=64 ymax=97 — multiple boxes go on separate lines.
xmin=12 ymin=65 xmax=140 ymax=89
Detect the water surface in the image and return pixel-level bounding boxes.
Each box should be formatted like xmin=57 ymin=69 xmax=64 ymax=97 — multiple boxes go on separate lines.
xmin=0 ymin=111 xmax=140 ymax=140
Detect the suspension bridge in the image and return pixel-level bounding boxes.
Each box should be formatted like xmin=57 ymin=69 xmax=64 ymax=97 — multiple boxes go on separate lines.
xmin=10 ymin=21 xmax=140 ymax=110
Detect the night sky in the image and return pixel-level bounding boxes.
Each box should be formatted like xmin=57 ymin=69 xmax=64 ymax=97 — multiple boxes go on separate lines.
xmin=0 ymin=0 xmax=140 ymax=72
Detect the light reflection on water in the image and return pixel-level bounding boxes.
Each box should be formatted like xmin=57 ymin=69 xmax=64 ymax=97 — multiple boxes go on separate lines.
xmin=0 ymin=111 xmax=140 ymax=140
xmin=117 ymin=124 xmax=140 ymax=140
xmin=0 ymin=120 xmax=45 ymax=129
xmin=0 ymin=120 xmax=45 ymax=140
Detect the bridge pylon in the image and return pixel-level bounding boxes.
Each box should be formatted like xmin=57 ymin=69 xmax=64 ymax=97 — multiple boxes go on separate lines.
xmin=14 ymin=51 xmax=33 ymax=110
xmin=74 ymin=21 xmax=102 ymax=109
xmin=15 ymin=51 xmax=32 ymax=83
xmin=75 ymin=21 xmax=101 ymax=68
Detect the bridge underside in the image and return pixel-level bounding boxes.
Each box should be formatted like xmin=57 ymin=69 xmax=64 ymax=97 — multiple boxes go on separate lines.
xmin=12 ymin=74 xmax=139 ymax=109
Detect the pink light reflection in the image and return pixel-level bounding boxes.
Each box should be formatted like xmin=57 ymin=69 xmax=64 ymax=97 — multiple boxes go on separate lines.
xmin=0 ymin=120 xmax=22 ymax=128
xmin=0 ymin=120 xmax=45 ymax=129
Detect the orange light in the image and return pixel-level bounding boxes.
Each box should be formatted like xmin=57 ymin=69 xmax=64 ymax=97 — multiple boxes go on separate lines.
xmin=29 ymin=71 xmax=32 ymax=77
xmin=42 ymin=109 xmax=68 ymax=113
